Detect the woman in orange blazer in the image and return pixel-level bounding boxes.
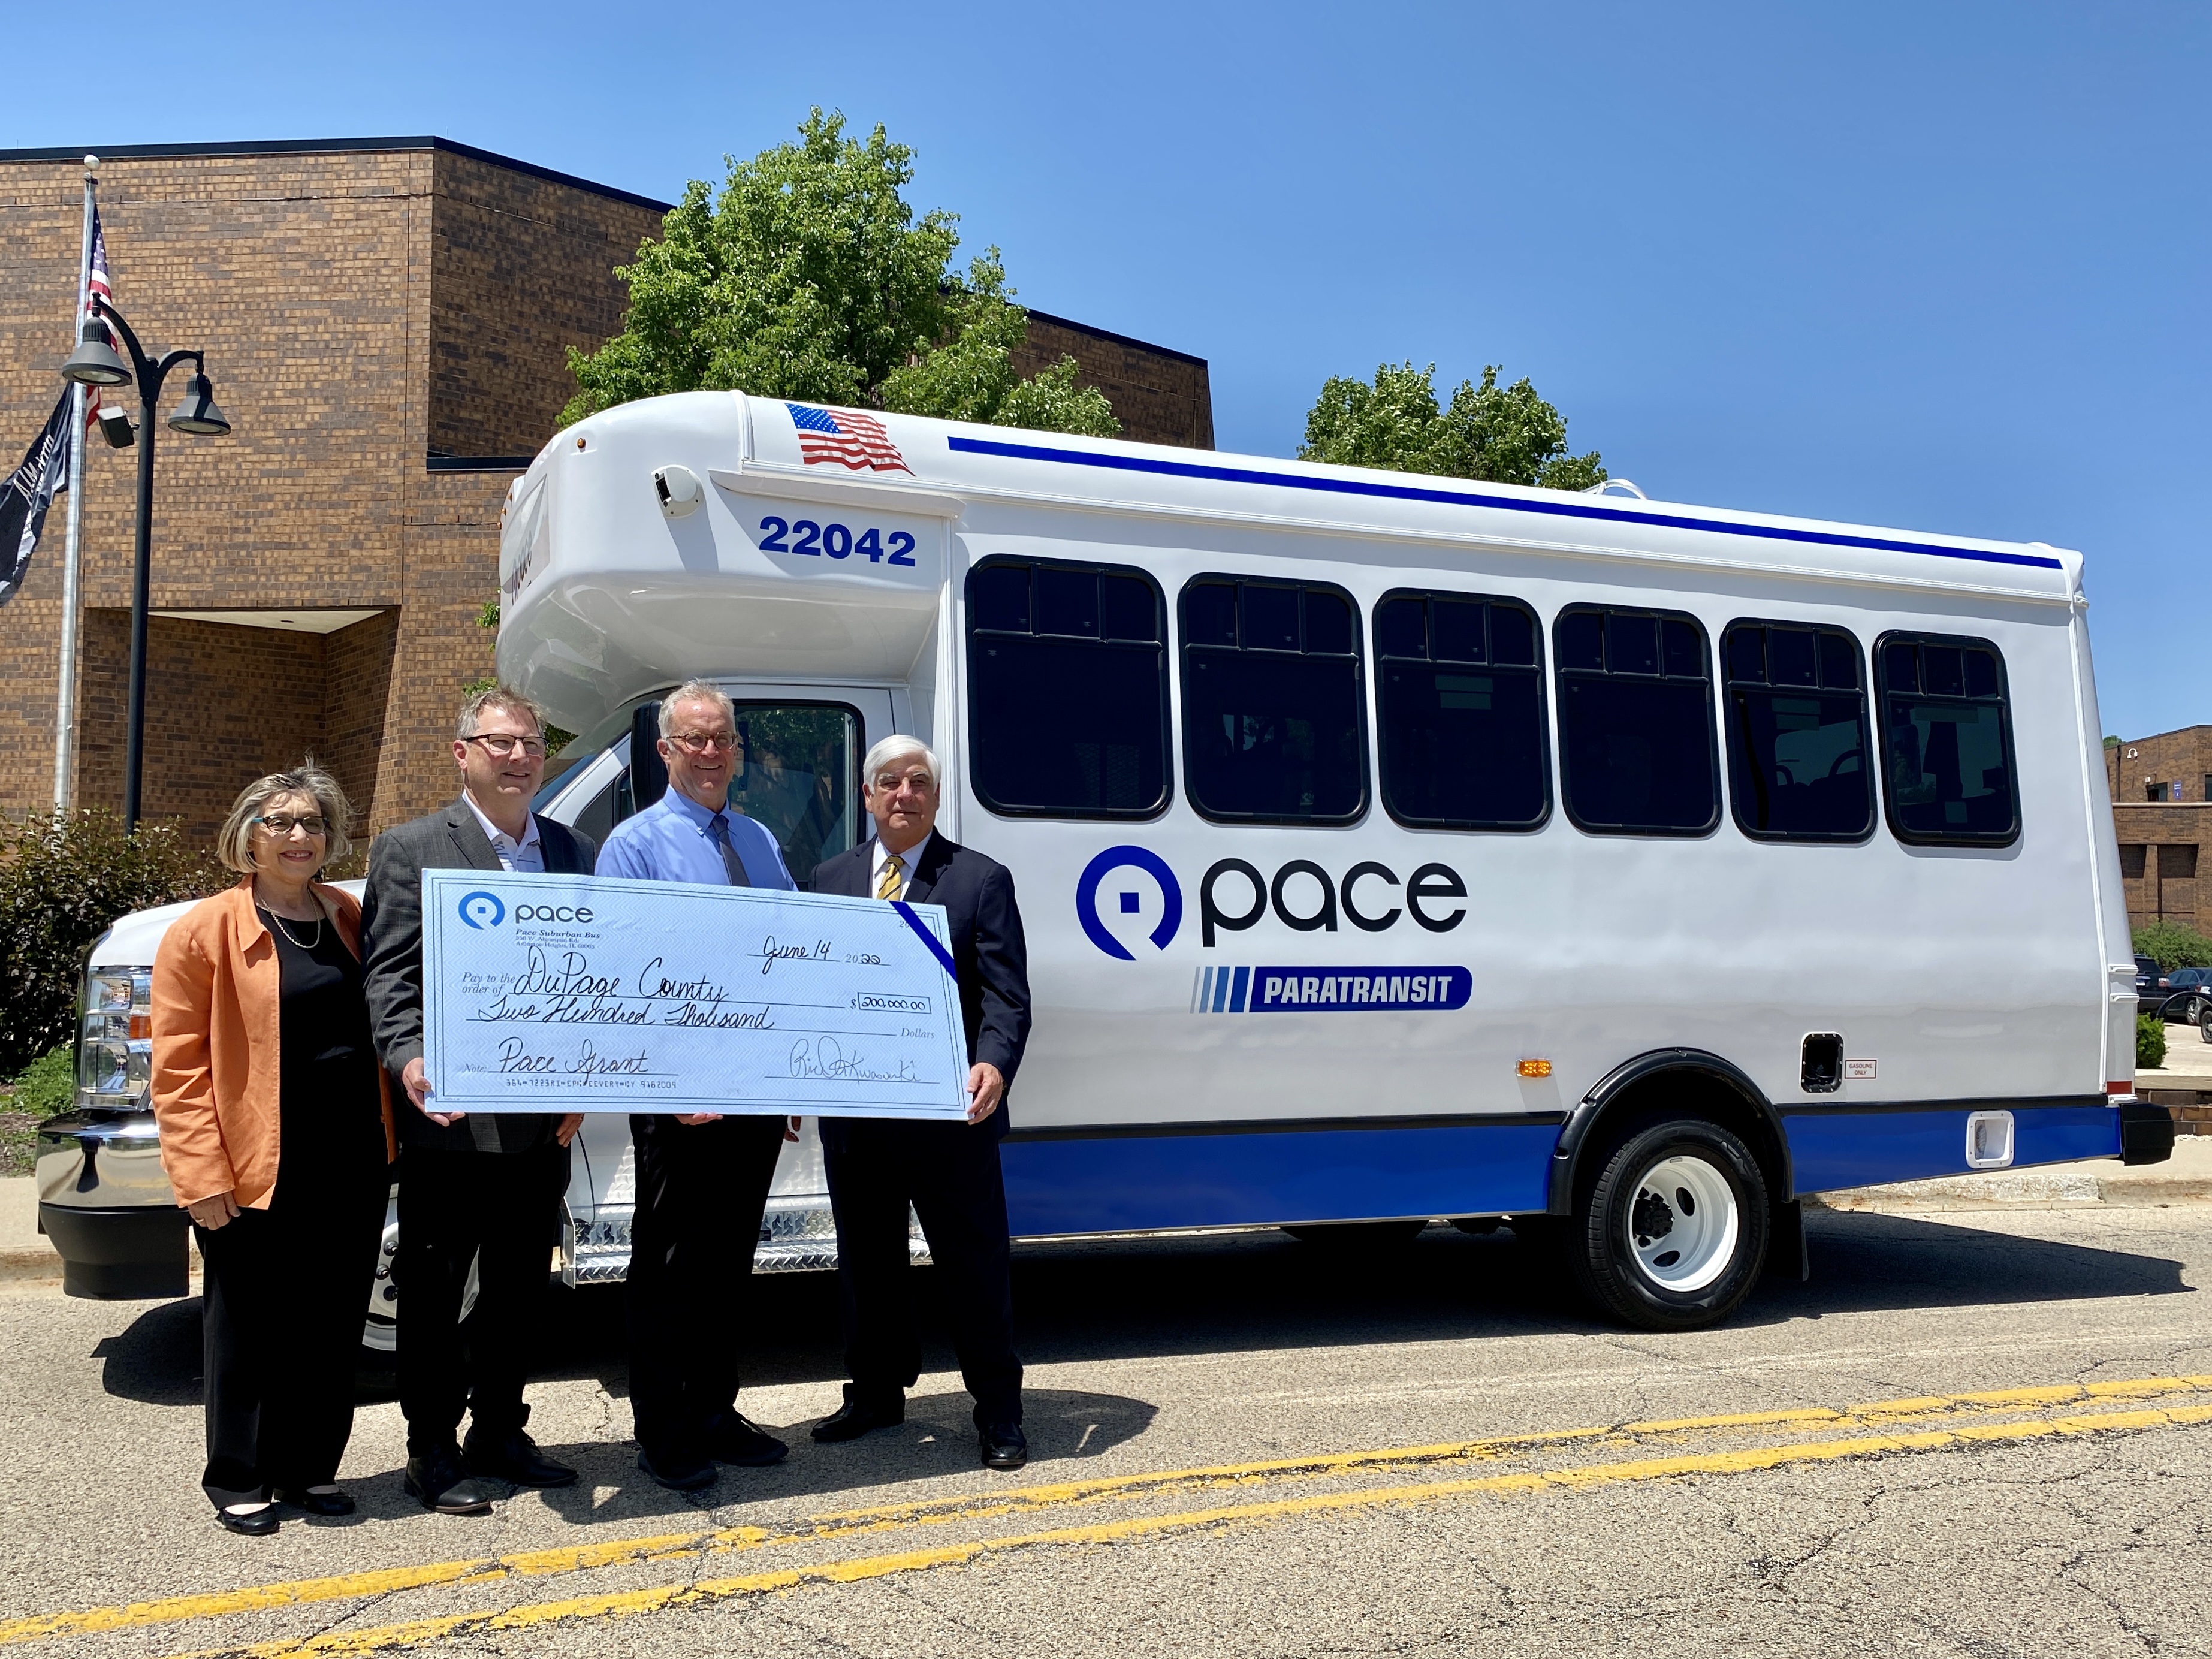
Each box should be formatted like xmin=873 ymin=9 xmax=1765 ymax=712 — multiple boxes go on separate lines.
xmin=152 ymin=764 xmax=397 ymax=1535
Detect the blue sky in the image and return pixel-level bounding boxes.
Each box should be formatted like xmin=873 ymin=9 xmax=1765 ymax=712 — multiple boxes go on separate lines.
xmin=7 ymin=2 xmax=2203 ymax=738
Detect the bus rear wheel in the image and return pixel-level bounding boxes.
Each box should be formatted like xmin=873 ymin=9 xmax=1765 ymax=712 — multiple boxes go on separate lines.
xmin=1572 ymin=1118 xmax=1768 ymax=1331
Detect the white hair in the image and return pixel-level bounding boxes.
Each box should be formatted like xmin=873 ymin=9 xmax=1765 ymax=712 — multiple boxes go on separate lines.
xmin=658 ymin=679 xmax=735 ymax=738
xmin=862 ymin=735 xmax=940 ymax=789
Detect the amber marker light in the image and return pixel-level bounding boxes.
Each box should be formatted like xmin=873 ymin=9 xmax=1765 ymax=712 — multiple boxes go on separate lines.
xmin=1517 ymin=1059 xmax=1553 ymax=1078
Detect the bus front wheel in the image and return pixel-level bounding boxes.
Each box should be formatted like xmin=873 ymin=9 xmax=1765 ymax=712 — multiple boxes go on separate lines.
xmin=1572 ymin=1118 xmax=1769 ymax=1331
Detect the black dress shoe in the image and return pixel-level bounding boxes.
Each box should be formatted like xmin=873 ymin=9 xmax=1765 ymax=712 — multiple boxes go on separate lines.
xmin=274 ymin=1487 xmax=356 ymax=1516
xmin=216 ymin=1503 xmax=279 ymax=1536
xmin=403 ymin=1453 xmax=497 ymax=1515
xmin=636 ymin=1449 xmax=718 ymax=1492
xmin=979 ymin=1423 xmax=1028 ymax=1470
xmin=463 ymin=1430 xmax=579 ymax=1488
xmin=706 ymin=1414 xmax=789 ymax=1467
xmin=811 ymin=1396 xmax=904 ymax=1443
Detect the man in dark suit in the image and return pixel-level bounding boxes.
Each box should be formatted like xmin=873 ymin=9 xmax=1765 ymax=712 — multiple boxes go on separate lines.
xmin=808 ymin=735 xmax=1033 ymax=1469
xmin=362 ymin=687 xmax=597 ymax=1514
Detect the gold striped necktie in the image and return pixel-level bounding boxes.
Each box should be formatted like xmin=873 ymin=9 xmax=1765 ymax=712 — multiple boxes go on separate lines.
xmin=876 ymin=853 xmax=905 ymax=901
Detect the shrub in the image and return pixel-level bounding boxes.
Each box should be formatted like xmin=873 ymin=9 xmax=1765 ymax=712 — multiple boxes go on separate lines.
xmin=2132 ymin=921 xmax=2212 ymax=973
xmin=0 ymin=811 xmax=224 ymax=1075
xmin=2138 ymin=1014 xmax=2168 ymax=1071
xmin=8 ymin=1044 xmax=72 ymax=1118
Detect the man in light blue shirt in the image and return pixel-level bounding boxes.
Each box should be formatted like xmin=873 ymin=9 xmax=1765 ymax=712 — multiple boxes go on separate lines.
xmin=595 ymin=681 xmax=796 ymax=1492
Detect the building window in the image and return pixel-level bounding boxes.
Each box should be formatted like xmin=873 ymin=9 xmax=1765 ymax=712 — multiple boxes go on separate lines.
xmin=1553 ymin=605 xmax=1720 ymax=836
xmin=1181 ymin=577 xmax=1366 ymax=824
xmin=1873 ymin=634 xmax=2020 ymax=846
xmin=1371 ymin=590 xmax=1547 ymax=831
xmin=966 ymin=559 xmax=1170 ymax=818
xmin=1719 ymin=620 xmax=1873 ymax=842
xmin=2120 ymin=844 xmax=2147 ymax=880
xmin=2163 ymin=844 xmax=2198 ymax=880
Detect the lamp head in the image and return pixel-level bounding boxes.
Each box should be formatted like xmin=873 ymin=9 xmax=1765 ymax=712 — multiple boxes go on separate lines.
xmin=167 ymin=367 xmax=230 ymax=437
xmin=59 ymin=320 xmax=129 ymax=387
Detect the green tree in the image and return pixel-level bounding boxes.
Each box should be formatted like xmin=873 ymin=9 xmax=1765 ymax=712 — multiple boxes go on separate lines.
xmin=563 ymin=111 xmax=1118 ymax=438
xmin=1300 ymin=361 xmax=1606 ymax=490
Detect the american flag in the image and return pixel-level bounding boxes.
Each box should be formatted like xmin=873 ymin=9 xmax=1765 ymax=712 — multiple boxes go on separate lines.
xmin=83 ymin=207 xmax=119 ymax=434
xmin=787 ymin=403 xmax=911 ymax=473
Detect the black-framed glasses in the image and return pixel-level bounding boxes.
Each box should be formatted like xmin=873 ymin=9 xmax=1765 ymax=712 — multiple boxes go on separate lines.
xmin=668 ymin=730 xmax=739 ymax=754
xmin=252 ymin=813 xmax=328 ymax=837
xmin=464 ymin=733 xmax=548 ymax=758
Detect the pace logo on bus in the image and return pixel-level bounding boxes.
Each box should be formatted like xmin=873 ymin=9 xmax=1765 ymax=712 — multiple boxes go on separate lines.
xmin=1076 ymin=846 xmax=1469 ymax=958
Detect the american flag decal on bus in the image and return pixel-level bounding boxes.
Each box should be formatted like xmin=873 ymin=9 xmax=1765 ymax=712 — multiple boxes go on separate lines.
xmin=786 ymin=403 xmax=912 ymax=474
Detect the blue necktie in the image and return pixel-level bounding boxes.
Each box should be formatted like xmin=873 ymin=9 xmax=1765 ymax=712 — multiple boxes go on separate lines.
xmin=708 ymin=813 xmax=752 ymax=887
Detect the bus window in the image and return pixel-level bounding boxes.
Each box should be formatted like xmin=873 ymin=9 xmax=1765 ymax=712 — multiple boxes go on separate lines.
xmin=728 ymin=703 xmax=864 ymax=877
xmin=1874 ymin=633 xmax=2020 ymax=846
xmin=967 ymin=559 xmax=1170 ymax=819
xmin=1373 ymin=590 xmax=1547 ymax=831
xmin=1720 ymin=621 xmax=1873 ymax=843
xmin=1554 ymin=605 xmax=1720 ymax=837
xmin=1181 ymin=576 xmax=1366 ymax=825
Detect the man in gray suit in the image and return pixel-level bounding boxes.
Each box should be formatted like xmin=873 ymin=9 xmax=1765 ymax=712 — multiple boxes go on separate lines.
xmin=362 ymin=687 xmax=597 ymax=1515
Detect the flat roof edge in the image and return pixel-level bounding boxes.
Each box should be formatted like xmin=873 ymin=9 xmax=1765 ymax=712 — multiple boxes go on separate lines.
xmin=1023 ymin=308 xmax=1208 ymax=369
xmin=0 ymin=137 xmax=674 ymax=213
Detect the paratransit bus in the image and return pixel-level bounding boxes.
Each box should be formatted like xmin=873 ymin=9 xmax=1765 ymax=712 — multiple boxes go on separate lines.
xmin=46 ymin=390 xmax=2174 ymax=1336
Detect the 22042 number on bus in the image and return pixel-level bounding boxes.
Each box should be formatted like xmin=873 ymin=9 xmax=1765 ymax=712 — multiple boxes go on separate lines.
xmin=758 ymin=516 xmax=917 ymax=566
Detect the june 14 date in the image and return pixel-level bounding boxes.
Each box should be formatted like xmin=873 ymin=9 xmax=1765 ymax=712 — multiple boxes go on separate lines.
xmin=757 ymin=516 xmax=916 ymax=566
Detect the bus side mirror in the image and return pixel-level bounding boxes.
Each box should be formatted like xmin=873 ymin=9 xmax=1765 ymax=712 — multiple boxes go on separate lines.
xmin=629 ymin=705 xmax=669 ymax=812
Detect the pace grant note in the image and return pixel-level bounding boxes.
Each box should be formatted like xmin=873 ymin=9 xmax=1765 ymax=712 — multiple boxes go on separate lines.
xmin=421 ymin=870 xmax=971 ymax=1118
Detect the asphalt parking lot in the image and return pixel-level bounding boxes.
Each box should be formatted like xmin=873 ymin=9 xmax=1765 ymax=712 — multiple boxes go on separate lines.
xmin=1 ymin=1201 xmax=2209 ymax=1658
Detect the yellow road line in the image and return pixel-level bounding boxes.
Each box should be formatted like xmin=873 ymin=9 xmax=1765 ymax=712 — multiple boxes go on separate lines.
xmin=8 ymin=1373 xmax=2208 ymax=1649
xmin=177 ymin=1399 xmax=2212 ymax=1659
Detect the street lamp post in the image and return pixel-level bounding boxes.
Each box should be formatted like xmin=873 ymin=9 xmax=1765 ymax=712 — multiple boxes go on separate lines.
xmin=59 ymin=298 xmax=229 ymax=833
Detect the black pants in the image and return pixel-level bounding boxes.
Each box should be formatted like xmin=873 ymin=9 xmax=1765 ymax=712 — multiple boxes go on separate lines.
xmin=626 ymin=1113 xmax=786 ymax=1464
xmin=195 ymin=1172 xmax=387 ymax=1509
xmin=396 ymin=1143 xmax=568 ymax=1458
xmin=823 ymin=1120 xmax=1022 ymax=1428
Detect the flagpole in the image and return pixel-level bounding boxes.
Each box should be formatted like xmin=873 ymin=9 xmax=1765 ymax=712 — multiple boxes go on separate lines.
xmin=50 ymin=155 xmax=96 ymax=815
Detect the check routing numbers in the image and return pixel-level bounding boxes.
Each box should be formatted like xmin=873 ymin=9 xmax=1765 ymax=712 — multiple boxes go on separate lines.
xmin=421 ymin=873 xmax=971 ymax=1118
xmin=755 ymin=515 xmax=917 ymax=565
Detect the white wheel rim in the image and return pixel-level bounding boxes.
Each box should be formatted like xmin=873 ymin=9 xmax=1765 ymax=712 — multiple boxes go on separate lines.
xmin=1623 ymin=1153 xmax=1739 ymax=1293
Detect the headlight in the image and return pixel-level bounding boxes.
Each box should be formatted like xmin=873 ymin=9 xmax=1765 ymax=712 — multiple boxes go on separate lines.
xmin=77 ymin=967 xmax=152 ymax=1111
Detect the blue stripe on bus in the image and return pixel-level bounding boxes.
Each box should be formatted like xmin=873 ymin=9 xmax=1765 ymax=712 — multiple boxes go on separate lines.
xmin=1786 ymin=1103 xmax=2119 ymax=1195
xmin=1230 ymin=965 xmax=1250 ymax=1012
xmin=1001 ymin=1121 xmax=1556 ymax=1236
xmin=944 ymin=436 xmax=2066 ymax=572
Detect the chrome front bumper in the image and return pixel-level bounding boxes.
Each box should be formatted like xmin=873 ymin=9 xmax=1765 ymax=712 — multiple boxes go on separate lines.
xmin=35 ymin=1111 xmax=189 ymax=1299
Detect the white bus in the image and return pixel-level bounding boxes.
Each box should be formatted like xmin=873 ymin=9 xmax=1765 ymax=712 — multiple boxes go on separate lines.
xmin=44 ymin=390 xmax=2171 ymax=1334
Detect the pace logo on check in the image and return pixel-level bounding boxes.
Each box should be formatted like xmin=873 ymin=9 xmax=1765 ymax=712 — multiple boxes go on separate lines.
xmin=1191 ymin=966 xmax=1472 ymax=1014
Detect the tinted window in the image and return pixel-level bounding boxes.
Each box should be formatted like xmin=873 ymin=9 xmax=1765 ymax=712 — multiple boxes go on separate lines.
xmin=1721 ymin=621 xmax=1873 ymax=842
xmin=729 ymin=703 xmax=864 ymax=876
xmin=1874 ymin=632 xmax=2019 ymax=846
xmin=1553 ymin=604 xmax=1719 ymax=835
xmin=967 ymin=559 xmax=1170 ymax=818
xmin=1373 ymin=590 xmax=1547 ymax=830
xmin=1181 ymin=577 xmax=1366 ymax=823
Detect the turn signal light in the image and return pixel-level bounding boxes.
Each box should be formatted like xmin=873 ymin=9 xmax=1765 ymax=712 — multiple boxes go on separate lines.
xmin=1517 ymin=1058 xmax=1553 ymax=1078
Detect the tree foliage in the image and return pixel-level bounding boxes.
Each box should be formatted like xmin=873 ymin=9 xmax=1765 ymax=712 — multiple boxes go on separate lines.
xmin=563 ymin=111 xmax=1118 ymax=438
xmin=1300 ymin=361 xmax=1606 ymax=491
xmin=0 ymin=811 xmax=224 ymax=1074
xmin=2134 ymin=920 xmax=2212 ymax=973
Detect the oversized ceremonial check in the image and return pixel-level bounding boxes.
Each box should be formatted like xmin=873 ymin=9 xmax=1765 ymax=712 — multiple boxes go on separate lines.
xmin=421 ymin=870 xmax=971 ymax=1118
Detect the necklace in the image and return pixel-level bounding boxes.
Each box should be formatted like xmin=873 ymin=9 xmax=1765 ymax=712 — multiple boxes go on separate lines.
xmin=258 ymin=902 xmax=323 ymax=949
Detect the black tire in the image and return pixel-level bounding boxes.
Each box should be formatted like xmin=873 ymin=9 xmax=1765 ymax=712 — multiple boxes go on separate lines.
xmin=1570 ymin=1118 xmax=1769 ymax=1331
xmin=1281 ymin=1220 xmax=1429 ymax=1247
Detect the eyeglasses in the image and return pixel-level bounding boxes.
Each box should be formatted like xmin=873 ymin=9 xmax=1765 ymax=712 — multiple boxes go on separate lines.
xmin=464 ymin=733 xmax=548 ymax=758
xmin=668 ymin=731 xmax=739 ymax=754
xmin=252 ymin=813 xmax=328 ymax=837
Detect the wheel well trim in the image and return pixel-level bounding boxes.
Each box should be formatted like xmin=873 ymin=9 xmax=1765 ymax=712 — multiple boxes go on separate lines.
xmin=1545 ymin=1048 xmax=1795 ymax=1214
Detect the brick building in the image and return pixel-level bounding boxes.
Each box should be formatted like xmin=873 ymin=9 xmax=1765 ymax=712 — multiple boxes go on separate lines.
xmin=2106 ymin=726 xmax=2212 ymax=930
xmin=0 ymin=137 xmax=1214 ymax=847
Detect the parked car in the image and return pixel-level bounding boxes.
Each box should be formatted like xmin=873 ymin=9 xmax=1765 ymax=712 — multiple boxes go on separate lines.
xmin=2163 ymin=966 xmax=2212 ymax=1024
xmin=2136 ymin=955 xmax=2173 ymax=1015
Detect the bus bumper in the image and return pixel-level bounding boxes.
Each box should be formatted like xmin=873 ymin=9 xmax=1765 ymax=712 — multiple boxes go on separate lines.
xmin=2120 ymin=1100 xmax=2177 ymax=1166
